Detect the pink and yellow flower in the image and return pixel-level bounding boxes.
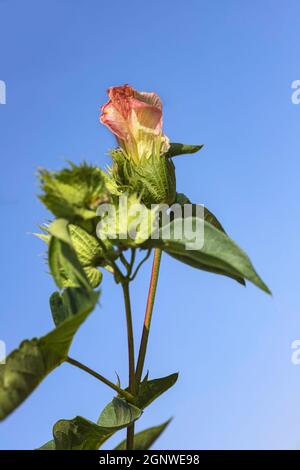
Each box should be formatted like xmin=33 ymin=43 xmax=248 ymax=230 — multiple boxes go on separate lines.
xmin=100 ymin=84 xmax=169 ymax=164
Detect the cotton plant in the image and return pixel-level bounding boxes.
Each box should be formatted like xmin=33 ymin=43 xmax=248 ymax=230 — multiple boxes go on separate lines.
xmin=0 ymin=85 xmax=270 ymax=450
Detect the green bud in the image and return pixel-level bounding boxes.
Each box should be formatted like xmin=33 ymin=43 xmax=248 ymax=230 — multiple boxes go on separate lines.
xmin=109 ymin=149 xmax=176 ymax=207
xmin=38 ymin=162 xmax=109 ymax=226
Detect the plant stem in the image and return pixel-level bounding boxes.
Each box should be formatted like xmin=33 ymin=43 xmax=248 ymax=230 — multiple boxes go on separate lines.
xmin=128 ymin=248 xmax=136 ymax=276
xmin=121 ymin=282 xmax=136 ymax=394
xmin=66 ymin=356 xmax=134 ymax=402
xmin=121 ymin=281 xmax=136 ymax=450
xmin=97 ymin=239 xmax=125 ymax=282
xmin=120 ymin=252 xmax=130 ymax=271
xmin=129 ymin=249 xmax=152 ymax=281
xmin=135 ymin=248 xmax=162 ymax=385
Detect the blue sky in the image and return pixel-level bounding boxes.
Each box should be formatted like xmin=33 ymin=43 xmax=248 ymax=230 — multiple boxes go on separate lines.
xmin=0 ymin=0 xmax=300 ymax=450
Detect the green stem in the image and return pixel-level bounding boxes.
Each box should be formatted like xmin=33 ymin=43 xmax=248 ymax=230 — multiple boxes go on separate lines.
xmin=135 ymin=248 xmax=162 ymax=385
xmin=126 ymin=424 xmax=135 ymax=451
xmin=120 ymin=252 xmax=130 ymax=271
xmin=129 ymin=249 xmax=152 ymax=281
xmin=66 ymin=356 xmax=134 ymax=403
xmin=121 ymin=281 xmax=136 ymax=450
xmin=98 ymin=239 xmax=125 ymax=282
xmin=128 ymin=248 xmax=136 ymax=276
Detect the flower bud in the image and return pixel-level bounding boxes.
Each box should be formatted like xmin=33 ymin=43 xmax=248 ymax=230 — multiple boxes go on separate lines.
xmin=100 ymin=85 xmax=176 ymax=206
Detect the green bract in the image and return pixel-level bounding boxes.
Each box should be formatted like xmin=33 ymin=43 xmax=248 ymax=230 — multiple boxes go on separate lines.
xmin=165 ymin=143 xmax=204 ymax=158
xmin=109 ymin=149 xmax=177 ymax=206
xmin=39 ymin=162 xmax=108 ymax=227
xmin=96 ymin=193 xmax=158 ymax=248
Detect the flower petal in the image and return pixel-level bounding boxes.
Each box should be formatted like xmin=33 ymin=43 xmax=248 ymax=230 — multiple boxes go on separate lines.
xmin=108 ymin=85 xmax=134 ymax=118
xmin=131 ymin=98 xmax=162 ymax=132
xmin=134 ymin=90 xmax=162 ymax=110
xmin=100 ymin=100 xmax=129 ymax=140
xmin=100 ymin=85 xmax=166 ymax=162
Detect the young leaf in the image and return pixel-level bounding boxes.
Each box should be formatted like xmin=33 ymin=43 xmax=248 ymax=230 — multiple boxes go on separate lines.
xmin=53 ymin=417 xmax=115 ymax=450
xmin=97 ymin=397 xmax=142 ymax=427
xmin=39 ymin=417 xmax=121 ymax=450
xmin=0 ymin=289 xmax=99 ymax=420
xmin=165 ymin=143 xmax=203 ymax=158
xmin=114 ymin=418 xmax=172 ymax=450
xmin=39 ymin=400 xmax=141 ymax=450
xmin=132 ymin=373 xmax=178 ymax=410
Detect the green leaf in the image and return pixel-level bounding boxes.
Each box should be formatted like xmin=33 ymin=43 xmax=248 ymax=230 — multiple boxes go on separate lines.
xmin=39 ymin=400 xmax=141 ymax=450
xmin=165 ymin=143 xmax=203 ymax=158
xmin=114 ymin=419 xmax=172 ymax=450
xmin=39 ymin=440 xmax=55 ymax=450
xmin=38 ymin=376 xmax=173 ymax=450
xmin=53 ymin=417 xmax=115 ymax=450
xmin=169 ymin=251 xmax=245 ymax=286
xmin=49 ymin=291 xmax=68 ymax=326
xmin=97 ymin=397 xmax=142 ymax=427
xmin=203 ymin=207 xmax=226 ymax=234
xmin=40 ymin=291 xmax=99 ymax=366
xmin=0 ymin=339 xmax=45 ymax=421
xmin=48 ymin=237 xmax=70 ymax=289
xmin=50 ymin=287 xmax=99 ymax=327
xmin=176 ymin=193 xmax=226 ymax=234
xmin=173 ymin=195 xmax=244 ymax=284
xmin=0 ymin=288 xmax=99 ymax=421
xmin=132 ymin=373 xmax=178 ymax=410
xmin=39 ymin=162 xmax=107 ymax=222
xmin=177 ymin=197 xmax=227 ymax=234
xmin=145 ymin=217 xmax=270 ymax=293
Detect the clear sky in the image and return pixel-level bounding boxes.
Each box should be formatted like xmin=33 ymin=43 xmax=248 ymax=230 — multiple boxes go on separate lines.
xmin=1 ymin=0 xmax=300 ymax=450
